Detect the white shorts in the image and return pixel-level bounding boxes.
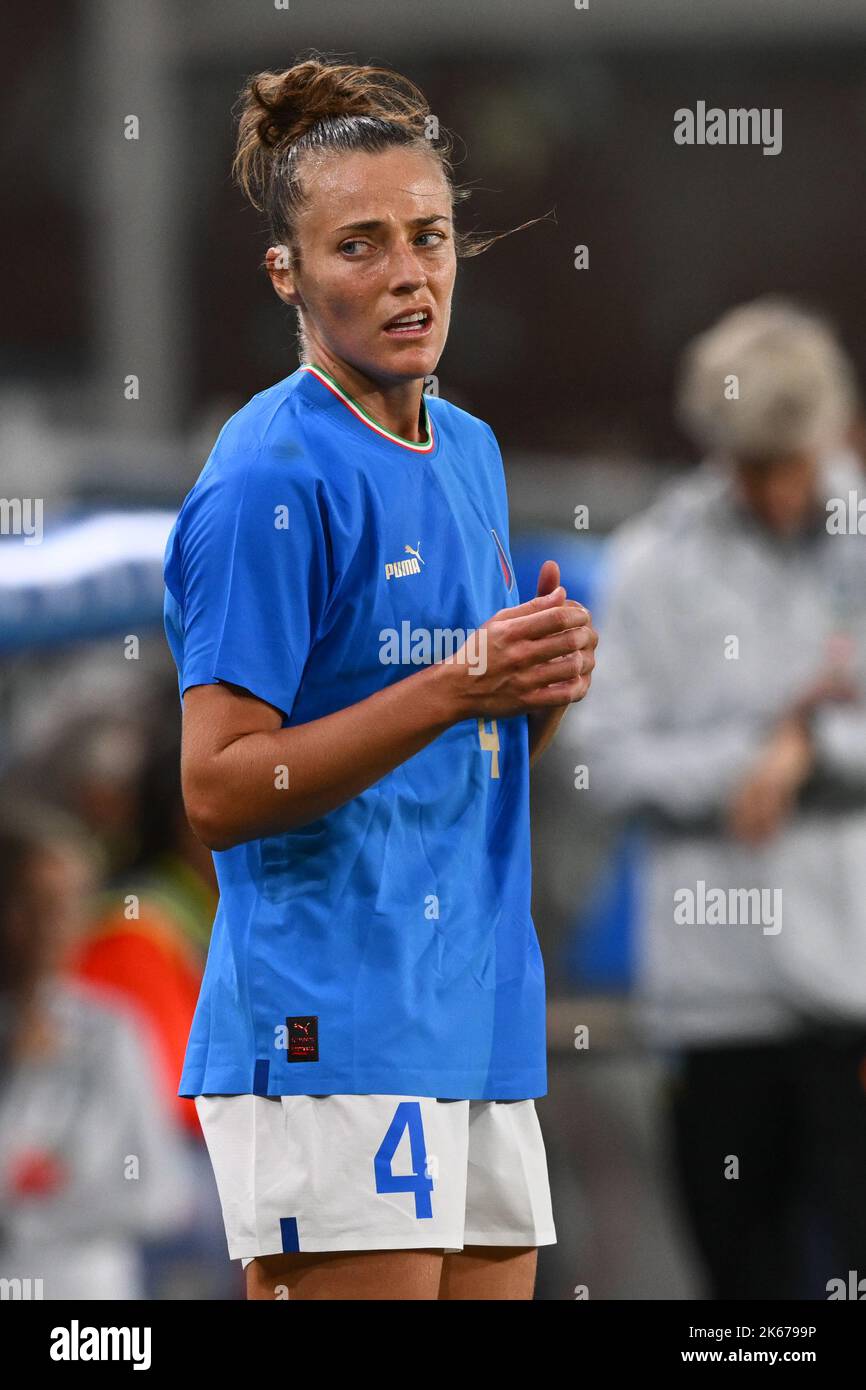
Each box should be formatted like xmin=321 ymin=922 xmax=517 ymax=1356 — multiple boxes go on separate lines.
xmin=195 ymin=1093 xmax=556 ymax=1264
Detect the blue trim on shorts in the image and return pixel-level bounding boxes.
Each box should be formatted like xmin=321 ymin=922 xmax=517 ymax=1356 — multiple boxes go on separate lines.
xmin=280 ymin=1217 xmax=300 ymax=1253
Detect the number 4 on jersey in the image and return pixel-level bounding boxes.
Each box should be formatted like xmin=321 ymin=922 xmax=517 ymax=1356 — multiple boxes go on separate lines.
xmin=373 ymin=1101 xmax=434 ymax=1219
xmin=477 ymin=717 xmax=500 ymax=778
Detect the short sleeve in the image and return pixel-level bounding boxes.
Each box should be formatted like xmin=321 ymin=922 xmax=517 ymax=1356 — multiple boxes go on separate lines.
xmin=175 ymin=448 xmax=330 ymax=718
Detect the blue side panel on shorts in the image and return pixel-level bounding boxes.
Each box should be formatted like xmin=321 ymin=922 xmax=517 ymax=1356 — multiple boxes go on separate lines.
xmin=280 ymin=1217 xmax=300 ymax=1253
xmin=253 ymin=1059 xmax=270 ymax=1094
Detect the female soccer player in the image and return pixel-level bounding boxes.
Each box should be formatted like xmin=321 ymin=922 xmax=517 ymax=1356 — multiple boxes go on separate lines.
xmin=163 ymin=55 xmax=597 ymax=1301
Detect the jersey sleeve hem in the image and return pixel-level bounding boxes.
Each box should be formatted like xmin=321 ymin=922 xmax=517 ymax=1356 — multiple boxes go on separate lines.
xmin=180 ymin=661 xmax=299 ymax=721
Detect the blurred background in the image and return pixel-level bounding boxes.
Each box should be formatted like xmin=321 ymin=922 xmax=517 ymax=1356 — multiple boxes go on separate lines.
xmin=4 ymin=0 xmax=866 ymax=1300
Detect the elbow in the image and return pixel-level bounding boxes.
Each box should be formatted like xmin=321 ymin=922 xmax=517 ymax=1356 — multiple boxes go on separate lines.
xmin=185 ymin=800 xmax=233 ymax=853
xmin=198 ymin=824 xmax=236 ymax=854
xmin=181 ymin=748 xmax=316 ymax=850
xmin=182 ymin=778 xmax=310 ymax=851
xmin=182 ymin=773 xmax=238 ymax=853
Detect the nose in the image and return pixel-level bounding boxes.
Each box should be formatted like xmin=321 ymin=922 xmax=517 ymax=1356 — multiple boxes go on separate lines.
xmin=386 ymin=238 xmax=427 ymax=293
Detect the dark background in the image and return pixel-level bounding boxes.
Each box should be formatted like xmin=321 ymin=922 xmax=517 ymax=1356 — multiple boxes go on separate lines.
xmin=3 ymin=0 xmax=866 ymax=1301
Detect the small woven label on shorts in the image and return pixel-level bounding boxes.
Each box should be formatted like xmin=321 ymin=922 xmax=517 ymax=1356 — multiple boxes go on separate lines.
xmin=287 ymin=1016 xmax=318 ymax=1062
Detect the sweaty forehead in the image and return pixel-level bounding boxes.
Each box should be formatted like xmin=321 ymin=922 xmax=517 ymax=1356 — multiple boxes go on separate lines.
xmin=297 ymin=148 xmax=450 ymax=221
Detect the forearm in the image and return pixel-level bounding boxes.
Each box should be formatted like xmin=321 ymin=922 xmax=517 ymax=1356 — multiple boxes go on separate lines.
xmin=190 ymin=660 xmax=462 ymax=850
xmin=583 ymin=723 xmax=765 ymax=821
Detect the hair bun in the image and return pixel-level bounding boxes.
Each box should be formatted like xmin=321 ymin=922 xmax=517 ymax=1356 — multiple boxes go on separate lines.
xmin=233 ymin=56 xmax=433 ymax=211
xmin=247 ymin=57 xmax=429 ymax=150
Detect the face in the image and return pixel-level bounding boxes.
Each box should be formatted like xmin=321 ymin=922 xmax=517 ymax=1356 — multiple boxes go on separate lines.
xmin=267 ymin=145 xmax=457 ymax=385
xmin=30 ymin=845 xmax=95 ymax=976
xmin=4 ymin=844 xmax=94 ymax=991
xmin=733 ymin=450 xmax=820 ymax=536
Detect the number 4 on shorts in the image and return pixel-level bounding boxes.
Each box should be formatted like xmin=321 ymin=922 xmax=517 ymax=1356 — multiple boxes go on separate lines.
xmin=373 ymin=1101 xmax=434 ymax=1219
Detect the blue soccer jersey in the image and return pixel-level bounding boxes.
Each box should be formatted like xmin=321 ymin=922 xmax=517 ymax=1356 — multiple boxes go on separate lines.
xmin=163 ymin=363 xmax=547 ymax=1100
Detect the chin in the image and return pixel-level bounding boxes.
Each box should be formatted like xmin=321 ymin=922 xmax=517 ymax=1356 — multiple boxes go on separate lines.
xmin=381 ymin=348 xmax=440 ymax=381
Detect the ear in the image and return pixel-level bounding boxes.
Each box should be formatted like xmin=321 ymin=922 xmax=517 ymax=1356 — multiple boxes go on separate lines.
xmin=266 ymin=244 xmax=302 ymax=308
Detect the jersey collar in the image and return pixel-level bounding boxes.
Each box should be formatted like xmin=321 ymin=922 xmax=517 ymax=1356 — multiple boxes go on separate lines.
xmin=301 ymin=363 xmax=435 ymax=454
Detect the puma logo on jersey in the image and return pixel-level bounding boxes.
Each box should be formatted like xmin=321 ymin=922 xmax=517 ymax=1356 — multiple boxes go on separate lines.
xmin=385 ymin=540 xmax=425 ymax=580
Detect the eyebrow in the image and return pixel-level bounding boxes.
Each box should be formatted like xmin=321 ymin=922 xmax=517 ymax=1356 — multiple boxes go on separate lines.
xmin=334 ymin=214 xmax=451 ymax=234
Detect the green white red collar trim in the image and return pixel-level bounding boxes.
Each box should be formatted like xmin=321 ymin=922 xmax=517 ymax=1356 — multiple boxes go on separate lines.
xmin=302 ymin=362 xmax=435 ymax=453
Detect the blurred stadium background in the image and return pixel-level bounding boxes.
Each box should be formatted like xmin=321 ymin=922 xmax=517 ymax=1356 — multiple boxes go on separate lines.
xmin=3 ymin=0 xmax=866 ymax=1300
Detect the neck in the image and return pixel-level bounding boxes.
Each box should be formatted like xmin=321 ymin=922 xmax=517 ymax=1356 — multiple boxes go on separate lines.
xmin=305 ymin=349 xmax=427 ymax=444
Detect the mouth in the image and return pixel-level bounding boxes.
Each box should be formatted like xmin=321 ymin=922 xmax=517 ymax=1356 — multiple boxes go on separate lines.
xmin=382 ymin=307 xmax=434 ymax=338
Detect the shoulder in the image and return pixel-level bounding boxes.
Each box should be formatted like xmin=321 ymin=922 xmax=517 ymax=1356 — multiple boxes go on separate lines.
xmin=204 ymin=369 xmax=329 ymax=483
xmin=426 ymin=393 xmax=501 ymax=453
xmin=427 ymin=396 xmax=505 ymax=501
xmin=177 ymin=371 xmax=336 ymax=528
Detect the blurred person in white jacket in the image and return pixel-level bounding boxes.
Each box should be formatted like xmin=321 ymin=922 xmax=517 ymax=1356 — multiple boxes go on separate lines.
xmin=578 ymin=297 xmax=866 ymax=1299
xmin=0 ymin=805 xmax=195 ymax=1300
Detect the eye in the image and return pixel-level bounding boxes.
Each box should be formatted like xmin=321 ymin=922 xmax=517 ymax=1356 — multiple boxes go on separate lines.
xmin=415 ymin=230 xmax=447 ymax=247
xmin=339 ymin=239 xmax=373 ymax=256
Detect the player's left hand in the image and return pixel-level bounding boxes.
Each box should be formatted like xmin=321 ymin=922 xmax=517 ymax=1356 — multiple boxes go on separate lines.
xmin=519 ymin=560 xmax=598 ymax=766
xmin=528 ymin=560 xmax=597 ymax=705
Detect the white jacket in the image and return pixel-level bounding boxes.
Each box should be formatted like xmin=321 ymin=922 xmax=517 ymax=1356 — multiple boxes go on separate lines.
xmin=576 ymin=452 xmax=866 ymax=1045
